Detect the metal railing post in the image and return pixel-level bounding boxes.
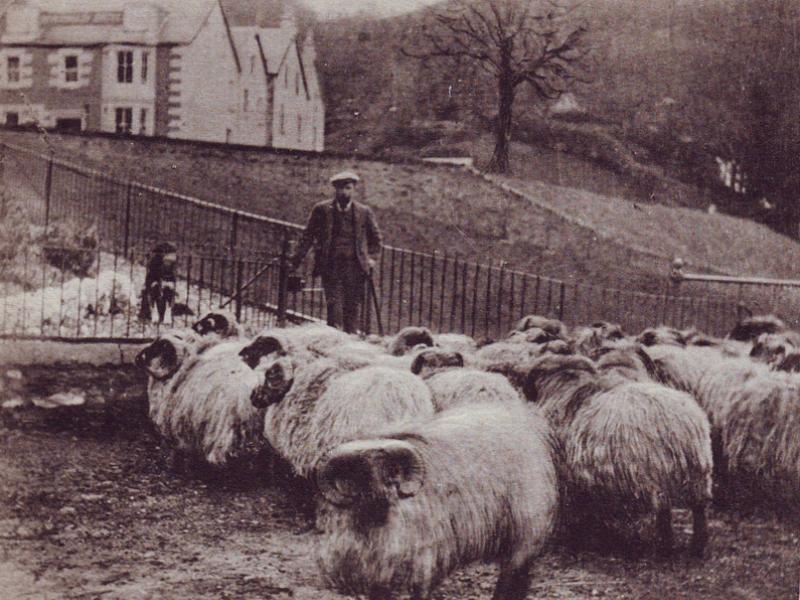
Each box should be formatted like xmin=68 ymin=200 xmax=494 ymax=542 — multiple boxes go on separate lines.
xmin=230 ymin=212 xmax=239 ymax=255
xmin=123 ymin=182 xmax=133 ymax=258
xmin=276 ymin=233 xmax=289 ymax=327
xmin=235 ymin=258 xmax=244 ymax=323
xmin=44 ymin=153 xmax=54 ymax=232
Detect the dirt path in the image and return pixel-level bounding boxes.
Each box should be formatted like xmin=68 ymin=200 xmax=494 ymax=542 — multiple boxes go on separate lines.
xmin=1 ymin=364 xmax=798 ymax=599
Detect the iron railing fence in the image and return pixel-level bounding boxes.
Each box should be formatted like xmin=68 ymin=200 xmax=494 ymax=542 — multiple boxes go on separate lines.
xmin=0 ymin=141 xmax=751 ymax=340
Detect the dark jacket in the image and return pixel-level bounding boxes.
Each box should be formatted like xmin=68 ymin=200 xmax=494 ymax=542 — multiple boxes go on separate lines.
xmin=291 ymin=199 xmax=382 ymax=276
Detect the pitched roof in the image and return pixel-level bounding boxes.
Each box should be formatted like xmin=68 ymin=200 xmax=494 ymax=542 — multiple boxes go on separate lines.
xmin=0 ymin=0 xmax=217 ymax=45
xmin=219 ymin=0 xmax=285 ymax=28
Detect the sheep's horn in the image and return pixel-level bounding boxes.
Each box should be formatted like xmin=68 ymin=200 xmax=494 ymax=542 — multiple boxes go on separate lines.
xmin=375 ymin=440 xmax=426 ymax=499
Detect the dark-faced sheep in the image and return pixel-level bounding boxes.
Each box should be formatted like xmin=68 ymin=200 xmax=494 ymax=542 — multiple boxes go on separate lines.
xmin=191 ymin=309 xmax=244 ymax=339
xmin=315 ymin=401 xmax=558 ymax=600
xmin=137 ymin=331 xmax=268 ymax=468
xmin=411 ymin=348 xmax=523 ymax=412
xmin=241 ymin=335 xmax=434 ymax=480
xmin=524 ymin=353 xmax=712 ymax=557
xmin=728 ymin=314 xmax=786 ymax=342
xmin=386 ymin=326 xmax=435 ymax=356
xmin=513 ymin=314 xmax=568 ymax=339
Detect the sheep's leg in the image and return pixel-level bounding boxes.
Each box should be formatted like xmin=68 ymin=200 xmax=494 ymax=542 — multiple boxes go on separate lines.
xmin=690 ymin=503 xmax=709 ymax=558
xmin=492 ymin=561 xmax=533 ymax=600
xmin=655 ymin=508 xmax=674 ymax=557
xmin=366 ymin=584 xmax=393 ymax=599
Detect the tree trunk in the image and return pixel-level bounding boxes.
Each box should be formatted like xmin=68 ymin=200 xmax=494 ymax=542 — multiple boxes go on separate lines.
xmin=488 ymin=52 xmax=515 ymax=174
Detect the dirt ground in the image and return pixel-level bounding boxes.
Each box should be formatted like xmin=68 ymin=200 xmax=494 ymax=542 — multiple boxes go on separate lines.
xmin=1 ymin=362 xmax=799 ymax=600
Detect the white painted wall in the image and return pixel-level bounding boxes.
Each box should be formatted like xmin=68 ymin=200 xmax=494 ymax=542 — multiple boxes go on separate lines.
xmin=271 ymin=40 xmax=324 ymax=151
xmin=169 ymin=3 xmax=239 ymax=143
xmin=100 ymin=44 xmax=156 ymax=135
xmin=232 ymin=29 xmax=269 ymax=146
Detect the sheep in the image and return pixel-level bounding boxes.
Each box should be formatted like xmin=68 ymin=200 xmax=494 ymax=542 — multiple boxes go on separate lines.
xmin=191 ymin=309 xmax=244 ymax=339
xmin=720 ymin=372 xmax=800 ymax=510
xmin=523 ymin=353 xmax=712 ymax=557
xmin=386 ymin=326 xmax=435 ymax=356
xmin=728 ymin=314 xmax=786 ymax=342
xmin=135 ymin=328 xmax=203 ymax=440
xmin=165 ymin=338 xmax=269 ymax=467
xmin=591 ymin=340 xmax=662 ymax=383
xmin=315 ymin=401 xmax=559 ymax=600
xmin=637 ymin=326 xmax=687 ymax=347
xmin=749 ymin=332 xmax=796 ymax=367
xmin=240 ymin=334 xmax=434 ymax=480
xmin=138 ymin=332 xmax=268 ymax=468
xmin=775 ymin=351 xmax=800 ymax=372
xmin=410 ymin=348 xmax=524 ymax=411
xmin=432 ymin=332 xmax=478 ymax=357
xmin=570 ymin=321 xmax=626 ymax=357
xmin=513 ymin=314 xmax=568 ymax=339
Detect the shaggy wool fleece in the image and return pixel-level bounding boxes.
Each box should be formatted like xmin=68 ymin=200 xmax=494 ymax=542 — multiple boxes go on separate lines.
xmin=317 ymin=401 xmax=558 ymax=598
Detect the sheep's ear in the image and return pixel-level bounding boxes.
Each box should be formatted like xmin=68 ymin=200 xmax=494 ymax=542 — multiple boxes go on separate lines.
xmin=635 ymin=345 xmax=660 ymax=381
xmin=410 ymin=352 xmax=428 ymax=375
xmin=375 ymin=441 xmax=425 ymax=498
xmin=239 ymin=335 xmax=285 ymax=369
xmin=317 ymin=451 xmax=377 ymax=507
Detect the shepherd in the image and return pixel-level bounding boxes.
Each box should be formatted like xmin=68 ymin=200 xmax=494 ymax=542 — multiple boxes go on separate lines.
xmin=290 ymin=171 xmax=382 ymax=334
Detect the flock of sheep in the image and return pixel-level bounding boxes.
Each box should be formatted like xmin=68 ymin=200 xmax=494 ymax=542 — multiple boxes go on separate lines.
xmin=134 ymin=309 xmax=800 ymax=600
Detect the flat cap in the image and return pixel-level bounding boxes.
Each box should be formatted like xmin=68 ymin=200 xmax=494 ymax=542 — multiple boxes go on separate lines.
xmin=330 ymin=170 xmax=360 ymax=185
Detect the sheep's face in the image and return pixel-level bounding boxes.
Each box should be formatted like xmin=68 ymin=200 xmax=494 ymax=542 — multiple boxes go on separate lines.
xmin=750 ymin=333 xmax=792 ymax=366
xmin=637 ymin=327 xmax=684 ymax=347
xmin=135 ymin=338 xmax=182 ymax=380
xmin=317 ymin=439 xmax=425 ymax=529
xmin=390 ymin=326 xmax=435 ymax=356
xmin=523 ymin=354 xmax=596 ymax=403
xmin=410 ymin=348 xmax=464 ymax=376
xmin=240 ymin=334 xmax=295 ymax=408
xmin=250 ymin=357 xmax=295 ymax=408
xmin=192 ymin=312 xmax=231 ymax=336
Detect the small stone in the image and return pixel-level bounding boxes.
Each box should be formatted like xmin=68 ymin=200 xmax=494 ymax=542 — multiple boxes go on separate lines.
xmin=78 ymin=493 xmax=104 ymax=502
xmin=15 ymin=525 xmax=35 ymax=539
xmin=591 ymin=589 xmax=601 ymax=597
xmin=90 ymin=528 xmax=111 ymax=539
xmin=5 ymin=370 xmax=23 ymax=381
xmin=59 ymin=506 xmax=77 ymax=516
xmin=1 ymin=398 xmax=26 ymax=409
xmin=33 ymin=392 xmax=85 ymax=409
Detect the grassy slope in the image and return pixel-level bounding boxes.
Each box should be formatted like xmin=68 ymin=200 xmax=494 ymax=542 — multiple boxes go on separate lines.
xmin=3 ymin=129 xmax=799 ymax=299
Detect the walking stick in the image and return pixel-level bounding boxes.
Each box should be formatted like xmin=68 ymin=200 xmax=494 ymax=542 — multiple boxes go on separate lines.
xmin=367 ymin=268 xmax=384 ymax=336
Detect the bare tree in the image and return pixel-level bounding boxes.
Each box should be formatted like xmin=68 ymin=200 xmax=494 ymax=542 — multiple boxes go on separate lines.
xmin=403 ymin=0 xmax=590 ymax=173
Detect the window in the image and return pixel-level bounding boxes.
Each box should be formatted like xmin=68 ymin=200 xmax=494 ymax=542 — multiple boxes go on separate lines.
xmin=115 ymin=107 xmax=132 ymax=133
xmin=297 ymin=114 xmax=302 ymax=141
xmin=64 ymin=55 xmax=78 ymax=82
xmin=141 ymin=51 xmax=149 ymax=83
xmin=5 ymin=112 xmax=19 ymax=127
xmin=279 ymin=105 xmax=285 ymax=135
xmin=117 ymin=51 xmax=133 ymax=83
xmin=243 ymin=89 xmax=249 ymax=112
xmin=140 ymin=108 xmax=147 ymax=134
xmin=7 ymin=57 xmax=19 ymax=83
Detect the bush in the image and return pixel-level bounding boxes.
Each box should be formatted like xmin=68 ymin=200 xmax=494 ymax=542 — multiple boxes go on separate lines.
xmin=39 ymin=223 xmax=98 ymax=279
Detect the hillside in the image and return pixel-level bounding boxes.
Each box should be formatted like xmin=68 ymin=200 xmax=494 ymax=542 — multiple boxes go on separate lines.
xmin=311 ymin=0 xmax=772 ymax=225
xmin=3 ymin=129 xmax=799 ymax=302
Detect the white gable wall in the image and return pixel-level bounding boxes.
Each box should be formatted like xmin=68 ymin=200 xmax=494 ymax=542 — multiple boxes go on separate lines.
xmin=271 ymin=40 xmax=323 ymax=151
xmin=232 ymin=29 xmax=269 ymax=146
xmin=169 ymin=3 xmax=238 ymax=143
